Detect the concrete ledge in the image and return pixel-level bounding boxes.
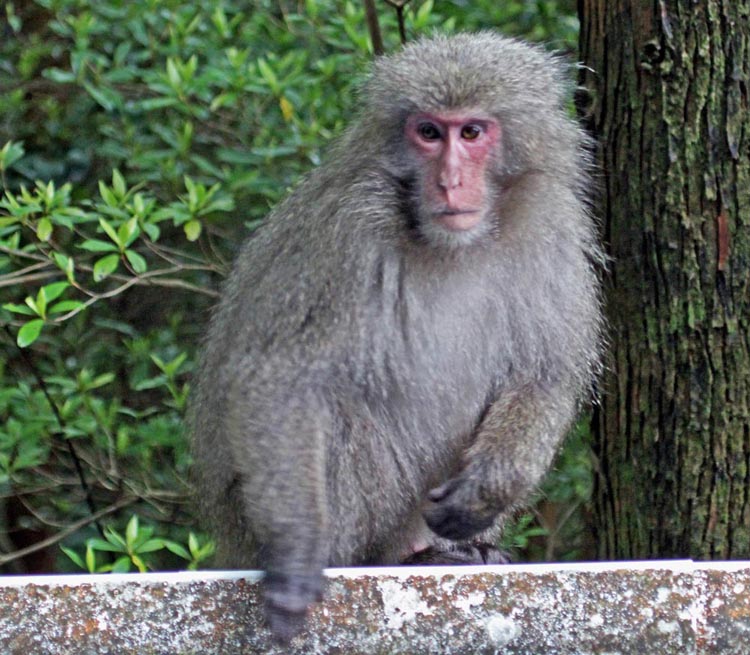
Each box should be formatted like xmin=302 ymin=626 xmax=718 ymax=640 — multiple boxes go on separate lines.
xmin=1 ymin=560 xmax=749 ymax=654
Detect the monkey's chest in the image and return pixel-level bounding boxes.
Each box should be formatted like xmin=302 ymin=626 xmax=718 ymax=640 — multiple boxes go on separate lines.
xmin=356 ymin=306 xmax=499 ymax=449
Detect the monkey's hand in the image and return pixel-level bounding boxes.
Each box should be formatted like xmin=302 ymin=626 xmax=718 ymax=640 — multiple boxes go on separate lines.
xmin=264 ymin=570 xmax=323 ymax=644
xmin=423 ymin=478 xmax=499 ymax=541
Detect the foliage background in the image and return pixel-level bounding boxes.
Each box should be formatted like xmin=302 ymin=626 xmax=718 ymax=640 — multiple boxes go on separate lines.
xmin=0 ymin=0 xmax=583 ymax=573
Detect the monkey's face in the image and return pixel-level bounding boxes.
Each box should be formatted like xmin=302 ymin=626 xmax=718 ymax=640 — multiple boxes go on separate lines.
xmin=405 ymin=110 xmax=500 ymax=248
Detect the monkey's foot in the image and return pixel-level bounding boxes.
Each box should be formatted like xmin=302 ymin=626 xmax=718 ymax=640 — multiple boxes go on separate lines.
xmin=400 ymin=541 xmax=510 ymax=565
xmin=263 ymin=570 xmax=323 ymax=644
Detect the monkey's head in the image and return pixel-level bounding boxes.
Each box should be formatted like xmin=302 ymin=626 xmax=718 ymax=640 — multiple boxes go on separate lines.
xmin=358 ymin=32 xmax=575 ymax=250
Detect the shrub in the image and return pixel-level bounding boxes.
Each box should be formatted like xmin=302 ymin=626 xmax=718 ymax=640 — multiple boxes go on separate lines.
xmin=0 ymin=0 xmax=581 ymax=572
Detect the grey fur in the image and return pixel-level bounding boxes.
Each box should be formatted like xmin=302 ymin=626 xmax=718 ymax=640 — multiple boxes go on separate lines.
xmin=191 ymin=32 xmax=603 ymax=642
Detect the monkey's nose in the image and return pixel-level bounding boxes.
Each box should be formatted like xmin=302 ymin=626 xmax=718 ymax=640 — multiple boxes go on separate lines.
xmin=438 ymin=171 xmax=462 ymax=191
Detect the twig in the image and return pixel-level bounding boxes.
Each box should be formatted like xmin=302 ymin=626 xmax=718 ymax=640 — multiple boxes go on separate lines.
xmin=383 ymin=0 xmax=413 ymax=45
xmin=0 ymin=496 xmax=138 ymax=567
xmin=0 ymin=245 xmax=47 ymax=262
xmin=362 ymin=0 xmax=384 ymax=55
xmin=0 ymin=245 xmax=220 ymax=297
xmin=0 ymin=270 xmax=58 ymax=288
xmin=3 ymin=325 xmax=103 ymax=536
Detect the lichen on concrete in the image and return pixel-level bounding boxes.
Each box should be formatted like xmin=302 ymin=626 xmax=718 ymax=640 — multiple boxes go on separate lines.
xmin=0 ymin=561 xmax=748 ymax=654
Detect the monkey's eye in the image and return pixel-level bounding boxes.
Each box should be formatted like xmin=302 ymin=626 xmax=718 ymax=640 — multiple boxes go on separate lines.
xmin=460 ymin=124 xmax=483 ymax=140
xmin=417 ymin=122 xmax=441 ymax=141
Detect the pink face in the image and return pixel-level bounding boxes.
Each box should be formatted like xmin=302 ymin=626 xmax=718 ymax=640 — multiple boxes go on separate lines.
xmin=405 ymin=111 xmax=500 ymax=233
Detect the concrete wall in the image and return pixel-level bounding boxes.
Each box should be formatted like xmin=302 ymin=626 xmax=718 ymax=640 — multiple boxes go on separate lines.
xmin=1 ymin=560 xmax=749 ymax=654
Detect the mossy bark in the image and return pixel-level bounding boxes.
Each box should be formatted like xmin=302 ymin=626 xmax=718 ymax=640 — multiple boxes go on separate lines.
xmin=579 ymin=2 xmax=750 ymax=558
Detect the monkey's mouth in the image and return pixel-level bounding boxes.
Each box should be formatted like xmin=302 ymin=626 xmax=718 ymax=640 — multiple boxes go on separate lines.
xmin=434 ymin=209 xmax=482 ymax=232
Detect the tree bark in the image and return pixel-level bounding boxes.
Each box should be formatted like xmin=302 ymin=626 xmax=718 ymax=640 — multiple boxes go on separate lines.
xmin=579 ymin=2 xmax=750 ymax=559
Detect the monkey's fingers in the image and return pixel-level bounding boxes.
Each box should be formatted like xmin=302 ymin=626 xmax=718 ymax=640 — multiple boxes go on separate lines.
xmin=263 ymin=570 xmax=323 ymax=644
xmin=424 ymin=478 xmax=498 ymax=541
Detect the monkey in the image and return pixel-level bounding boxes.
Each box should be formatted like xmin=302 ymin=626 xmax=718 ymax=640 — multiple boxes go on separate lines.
xmin=191 ymin=32 xmax=604 ymax=643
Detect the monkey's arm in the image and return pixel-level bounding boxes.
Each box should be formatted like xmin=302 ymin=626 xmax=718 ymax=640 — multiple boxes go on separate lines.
xmin=423 ymin=380 xmax=577 ymax=541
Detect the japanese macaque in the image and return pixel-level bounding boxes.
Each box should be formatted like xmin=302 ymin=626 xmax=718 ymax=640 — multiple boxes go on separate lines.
xmin=191 ymin=32 xmax=603 ymax=642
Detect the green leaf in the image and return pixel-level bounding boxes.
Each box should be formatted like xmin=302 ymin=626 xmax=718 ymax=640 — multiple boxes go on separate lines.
xmin=125 ymin=515 xmax=139 ymax=547
xmin=166 ymin=57 xmax=181 ymax=89
xmin=131 ymin=554 xmax=147 ymax=573
xmin=61 ymin=546 xmax=85 ymax=570
xmin=133 ymin=375 xmax=167 ymax=391
xmin=137 ymin=538 xmax=167 ymax=554
xmin=156 ymin=352 xmax=187 ymax=377
xmin=111 ymin=556 xmax=132 ymax=573
xmin=93 ymin=253 xmax=120 ymax=281
xmin=209 ymin=92 xmax=237 ymax=111
xmin=33 ymin=288 xmax=47 ymax=317
xmin=98 ymin=218 xmax=120 ymax=246
xmin=89 ymin=373 xmax=115 ymax=389
xmin=196 ymin=541 xmax=216 ymax=560
xmin=52 ymin=253 xmax=76 ymax=283
xmin=49 ymin=210 xmax=75 ymax=230
xmin=88 ymin=537 xmax=123 ymax=553
xmin=305 ymin=0 xmax=319 ymax=19
xmin=98 ymin=181 xmax=118 ymax=208
xmin=200 ymin=197 xmax=235 ymax=215
xmin=13 ymin=441 xmax=46 ymax=469
xmin=36 ymin=218 xmax=53 ymax=241
xmin=131 ymin=193 xmax=146 ymax=216
xmin=41 ymin=281 xmax=69 ymax=303
xmin=52 ymin=252 xmax=71 ymax=270
xmin=0 ymin=141 xmax=25 ymax=172
xmin=43 ymin=181 xmax=55 ymax=208
xmin=43 ymin=68 xmax=76 ymax=83
xmin=164 ymin=540 xmax=191 ymax=560
xmin=85 ymin=544 xmax=96 ymax=572
xmin=142 ymin=222 xmax=160 ymax=241
xmin=135 ymin=97 xmax=179 ymax=111
xmin=414 ymin=0 xmax=434 ymax=28
xmin=49 ymin=299 xmax=84 ymax=314
xmin=82 ymin=81 xmax=120 ymax=111
xmin=2 ymin=303 xmax=36 ymax=316
xmin=103 ymin=527 xmax=127 ymax=550
xmin=184 ymin=219 xmax=202 ymax=241
xmin=0 ymin=215 xmax=22 ymax=228
xmin=80 ymin=239 xmax=119 ymax=253
xmin=24 ymin=294 xmax=41 ymax=316
xmin=257 ymin=58 xmax=279 ymax=93
xmin=184 ymin=175 xmax=199 ymax=210
xmin=112 ymin=169 xmax=126 ymax=198
xmin=124 ymin=249 xmax=147 ymax=273
xmin=17 ymin=319 xmax=44 ymax=347
xmin=170 ymin=353 xmax=188 ymax=376
xmin=118 ymin=218 xmax=140 ymax=248
xmin=211 ymin=6 xmax=229 ymax=36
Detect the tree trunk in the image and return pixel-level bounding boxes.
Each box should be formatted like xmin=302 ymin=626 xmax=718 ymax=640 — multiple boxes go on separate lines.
xmin=579 ymin=2 xmax=750 ymax=559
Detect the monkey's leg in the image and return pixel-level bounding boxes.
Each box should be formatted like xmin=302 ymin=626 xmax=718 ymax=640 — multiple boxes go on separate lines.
xmin=423 ymin=381 xmax=576 ymax=541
